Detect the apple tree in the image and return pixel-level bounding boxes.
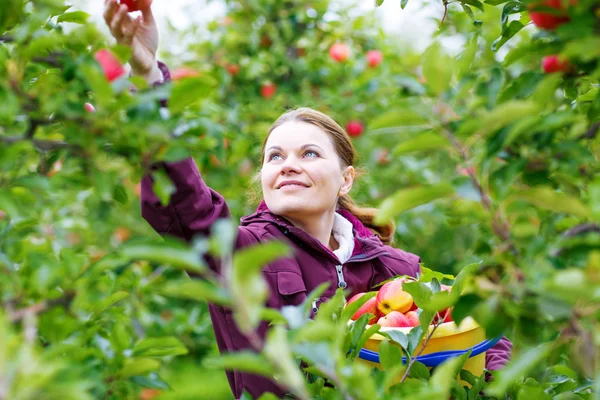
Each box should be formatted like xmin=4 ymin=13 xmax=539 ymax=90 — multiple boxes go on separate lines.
xmin=0 ymin=0 xmax=599 ymax=399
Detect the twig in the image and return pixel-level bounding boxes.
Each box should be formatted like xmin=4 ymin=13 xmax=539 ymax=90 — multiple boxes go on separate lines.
xmin=438 ymin=0 xmax=449 ymax=30
xmin=401 ymin=318 xmax=442 ymax=382
xmin=0 ymin=35 xmax=14 ymax=43
xmin=8 ymin=292 xmax=75 ymax=323
xmin=0 ymin=135 xmax=78 ymax=151
xmin=441 ymin=125 xmax=517 ymax=255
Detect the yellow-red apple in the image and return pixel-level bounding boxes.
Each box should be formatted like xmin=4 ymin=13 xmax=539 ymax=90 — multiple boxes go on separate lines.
xmin=376 ymin=280 xmax=414 ymax=315
xmin=377 ymin=311 xmax=412 ymax=328
xmin=405 ymin=311 xmax=420 ymax=327
xmin=348 ymin=292 xmax=379 ymax=324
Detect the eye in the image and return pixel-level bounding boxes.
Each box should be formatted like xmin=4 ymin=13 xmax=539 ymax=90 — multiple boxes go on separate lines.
xmin=268 ymin=153 xmax=282 ymax=162
xmin=304 ymin=150 xmax=319 ymax=158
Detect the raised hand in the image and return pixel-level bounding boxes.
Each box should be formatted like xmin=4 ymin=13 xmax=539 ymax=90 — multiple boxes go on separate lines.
xmin=103 ymin=0 xmax=159 ymax=79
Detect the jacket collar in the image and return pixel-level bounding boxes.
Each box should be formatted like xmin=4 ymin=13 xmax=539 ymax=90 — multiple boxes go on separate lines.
xmin=241 ymin=201 xmax=386 ymax=260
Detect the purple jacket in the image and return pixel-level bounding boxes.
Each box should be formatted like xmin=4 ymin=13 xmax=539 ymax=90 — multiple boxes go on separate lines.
xmin=141 ymin=157 xmax=511 ymax=398
xmin=141 ymin=62 xmax=511 ymax=398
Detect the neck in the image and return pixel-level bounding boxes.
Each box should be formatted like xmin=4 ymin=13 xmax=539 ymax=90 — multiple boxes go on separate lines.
xmin=285 ymin=208 xmax=339 ymax=251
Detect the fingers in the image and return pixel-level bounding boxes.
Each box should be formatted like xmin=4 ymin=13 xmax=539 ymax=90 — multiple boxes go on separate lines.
xmin=103 ymin=0 xmax=119 ymax=27
xmin=140 ymin=5 xmax=154 ymax=24
xmin=123 ymin=16 xmax=142 ymax=45
xmin=110 ymin=4 xmax=130 ymax=39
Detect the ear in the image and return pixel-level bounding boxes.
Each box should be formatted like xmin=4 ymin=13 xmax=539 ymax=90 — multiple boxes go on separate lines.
xmin=339 ymin=166 xmax=355 ymax=197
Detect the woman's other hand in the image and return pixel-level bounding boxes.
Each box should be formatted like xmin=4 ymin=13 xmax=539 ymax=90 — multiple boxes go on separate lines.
xmin=103 ymin=0 xmax=161 ymax=82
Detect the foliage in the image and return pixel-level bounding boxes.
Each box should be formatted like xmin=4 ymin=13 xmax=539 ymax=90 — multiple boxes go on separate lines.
xmin=1 ymin=0 xmax=599 ymax=399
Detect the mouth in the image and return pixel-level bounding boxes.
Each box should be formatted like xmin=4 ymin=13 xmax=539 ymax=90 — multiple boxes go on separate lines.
xmin=277 ymin=181 xmax=310 ymax=189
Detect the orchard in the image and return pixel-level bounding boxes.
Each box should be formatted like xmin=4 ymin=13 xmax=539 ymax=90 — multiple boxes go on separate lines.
xmin=1 ymin=0 xmax=599 ymax=399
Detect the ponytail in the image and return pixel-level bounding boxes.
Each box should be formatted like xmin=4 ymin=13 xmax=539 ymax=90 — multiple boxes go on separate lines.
xmin=338 ymin=195 xmax=395 ymax=245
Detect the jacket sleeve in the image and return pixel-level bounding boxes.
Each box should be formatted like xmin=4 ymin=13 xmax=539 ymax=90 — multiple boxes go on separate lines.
xmin=141 ymin=157 xmax=259 ymax=274
xmin=485 ymin=336 xmax=512 ymax=371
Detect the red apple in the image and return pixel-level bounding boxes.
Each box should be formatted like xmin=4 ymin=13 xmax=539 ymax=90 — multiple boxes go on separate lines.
xmin=171 ymin=67 xmax=200 ymax=80
xmin=94 ymin=49 xmax=125 ymax=82
xmin=528 ymin=0 xmax=572 ymax=30
xmin=225 ymin=64 xmax=240 ymax=76
xmin=377 ymin=311 xmax=412 ymax=328
xmin=260 ymin=82 xmax=277 ymax=99
xmin=542 ymin=55 xmax=571 ymax=74
xmin=84 ymin=103 xmax=96 ymax=113
xmin=348 ymin=293 xmax=379 ymax=324
xmin=346 ymin=121 xmax=364 ymax=137
xmin=119 ymin=0 xmax=153 ymax=12
xmin=376 ymin=280 xmax=414 ymax=315
xmin=329 ymin=43 xmax=350 ymax=62
xmin=405 ymin=311 xmax=421 ymax=327
xmin=366 ymin=50 xmax=383 ymax=68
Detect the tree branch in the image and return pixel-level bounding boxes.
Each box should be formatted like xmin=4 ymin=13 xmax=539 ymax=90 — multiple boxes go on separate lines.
xmin=441 ymin=125 xmax=517 ymax=255
xmin=8 ymin=292 xmax=75 ymax=323
xmin=0 ymin=135 xmax=78 ymax=151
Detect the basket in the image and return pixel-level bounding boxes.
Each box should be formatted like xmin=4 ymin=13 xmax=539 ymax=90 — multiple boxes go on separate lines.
xmin=356 ymin=317 xmax=501 ymax=384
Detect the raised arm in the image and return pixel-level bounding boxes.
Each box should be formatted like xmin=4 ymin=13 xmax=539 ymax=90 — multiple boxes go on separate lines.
xmin=141 ymin=158 xmax=230 ymax=242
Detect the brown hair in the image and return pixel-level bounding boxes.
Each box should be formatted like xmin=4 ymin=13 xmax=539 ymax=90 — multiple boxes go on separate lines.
xmin=255 ymin=107 xmax=395 ymax=245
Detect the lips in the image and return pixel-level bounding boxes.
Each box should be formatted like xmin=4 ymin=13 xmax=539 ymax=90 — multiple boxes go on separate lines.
xmin=277 ymin=181 xmax=310 ymax=189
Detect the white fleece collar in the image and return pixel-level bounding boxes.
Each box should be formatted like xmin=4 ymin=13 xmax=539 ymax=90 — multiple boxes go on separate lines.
xmin=332 ymin=212 xmax=355 ymax=264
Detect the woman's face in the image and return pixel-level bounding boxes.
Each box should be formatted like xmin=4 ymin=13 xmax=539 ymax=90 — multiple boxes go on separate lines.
xmin=261 ymin=121 xmax=354 ymax=220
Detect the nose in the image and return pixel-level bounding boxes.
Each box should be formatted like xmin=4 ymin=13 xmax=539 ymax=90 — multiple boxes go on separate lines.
xmin=280 ymin=155 xmax=302 ymax=175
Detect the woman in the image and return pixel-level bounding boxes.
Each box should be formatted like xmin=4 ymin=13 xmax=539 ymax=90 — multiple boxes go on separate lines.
xmin=103 ymin=2 xmax=512 ymax=398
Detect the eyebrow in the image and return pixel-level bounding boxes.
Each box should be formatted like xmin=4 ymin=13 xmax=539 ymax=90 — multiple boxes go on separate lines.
xmin=266 ymin=144 xmax=325 ymax=152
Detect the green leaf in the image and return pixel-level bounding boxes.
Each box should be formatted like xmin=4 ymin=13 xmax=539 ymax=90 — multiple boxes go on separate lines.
xmin=461 ymin=0 xmax=484 ymax=11
xmin=477 ymin=101 xmax=541 ymax=137
xmin=152 ymin=169 xmax=175 ymax=207
xmin=492 ymin=20 xmax=525 ymax=52
xmin=422 ymin=42 xmax=455 ymax=95
xmin=56 ymin=11 xmax=89 ymax=24
xmin=379 ymin=338 xmax=404 ymax=369
xmin=133 ymin=337 xmax=188 ymax=357
xmin=121 ymin=240 xmax=207 ymax=273
xmin=392 ymin=132 xmax=450 ymax=156
xmin=401 ymin=0 xmax=409 ymax=8
xmin=429 ymin=351 xmax=471 ymax=397
xmin=160 ymin=279 xmax=232 ymax=306
xmin=384 ymin=329 xmax=409 ymax=350
xmin=375 ymin=184 xmax=455 ymax=224
xmin=204 ymin=351 xmax=275 ymax=377
xmin=500 ymin=2 xmax=525 ymax=28
xmin=353 ymin=324 xmax=382 ymax=359
xmin=348 ymin=313 xmax=372 ymax=356
xmin=341 ymin=291 xmax=376 ymax=322
xmin=407 ymin=325 xmax=424 ymax=354
xmin=293 ymin=342 xmax=334 ymax=372
xmin=508 ymin=187 xmax=592 ymax=218
xmin=487 ymin=343 xmax=554 ymax=397
xmin=401 ymin=282 xmax=433 ymax=309
xmin=232 ymin=241 xmax=291 ymax=275
xmin=231 ymin=241 xmax=291 ymax=333
xmin=93 ymin=291 xmax=129 ymax=314
xmin=169 ymin=76 xmax=215 ymax=114
xmin=368 ymin=109 xmax=429 ymax=130
xmin=119 ymin=358 xmax=161 ymax=378
xmin=408 ymin=361 xmax=431 ymax=380
xmin=452 ymin=294 xmax=483 ymax=325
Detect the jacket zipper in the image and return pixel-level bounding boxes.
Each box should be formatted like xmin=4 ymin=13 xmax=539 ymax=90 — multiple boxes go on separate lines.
xmin=334 ymin=250 xmax=390 ymax=291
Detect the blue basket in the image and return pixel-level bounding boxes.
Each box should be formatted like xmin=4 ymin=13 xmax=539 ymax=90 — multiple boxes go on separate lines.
xmin=358 ymin=335 xmax=503 ymax=367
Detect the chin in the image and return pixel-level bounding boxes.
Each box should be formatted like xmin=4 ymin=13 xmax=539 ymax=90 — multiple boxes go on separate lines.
xmin=268 ymin=196 xmax=320 ymax=218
